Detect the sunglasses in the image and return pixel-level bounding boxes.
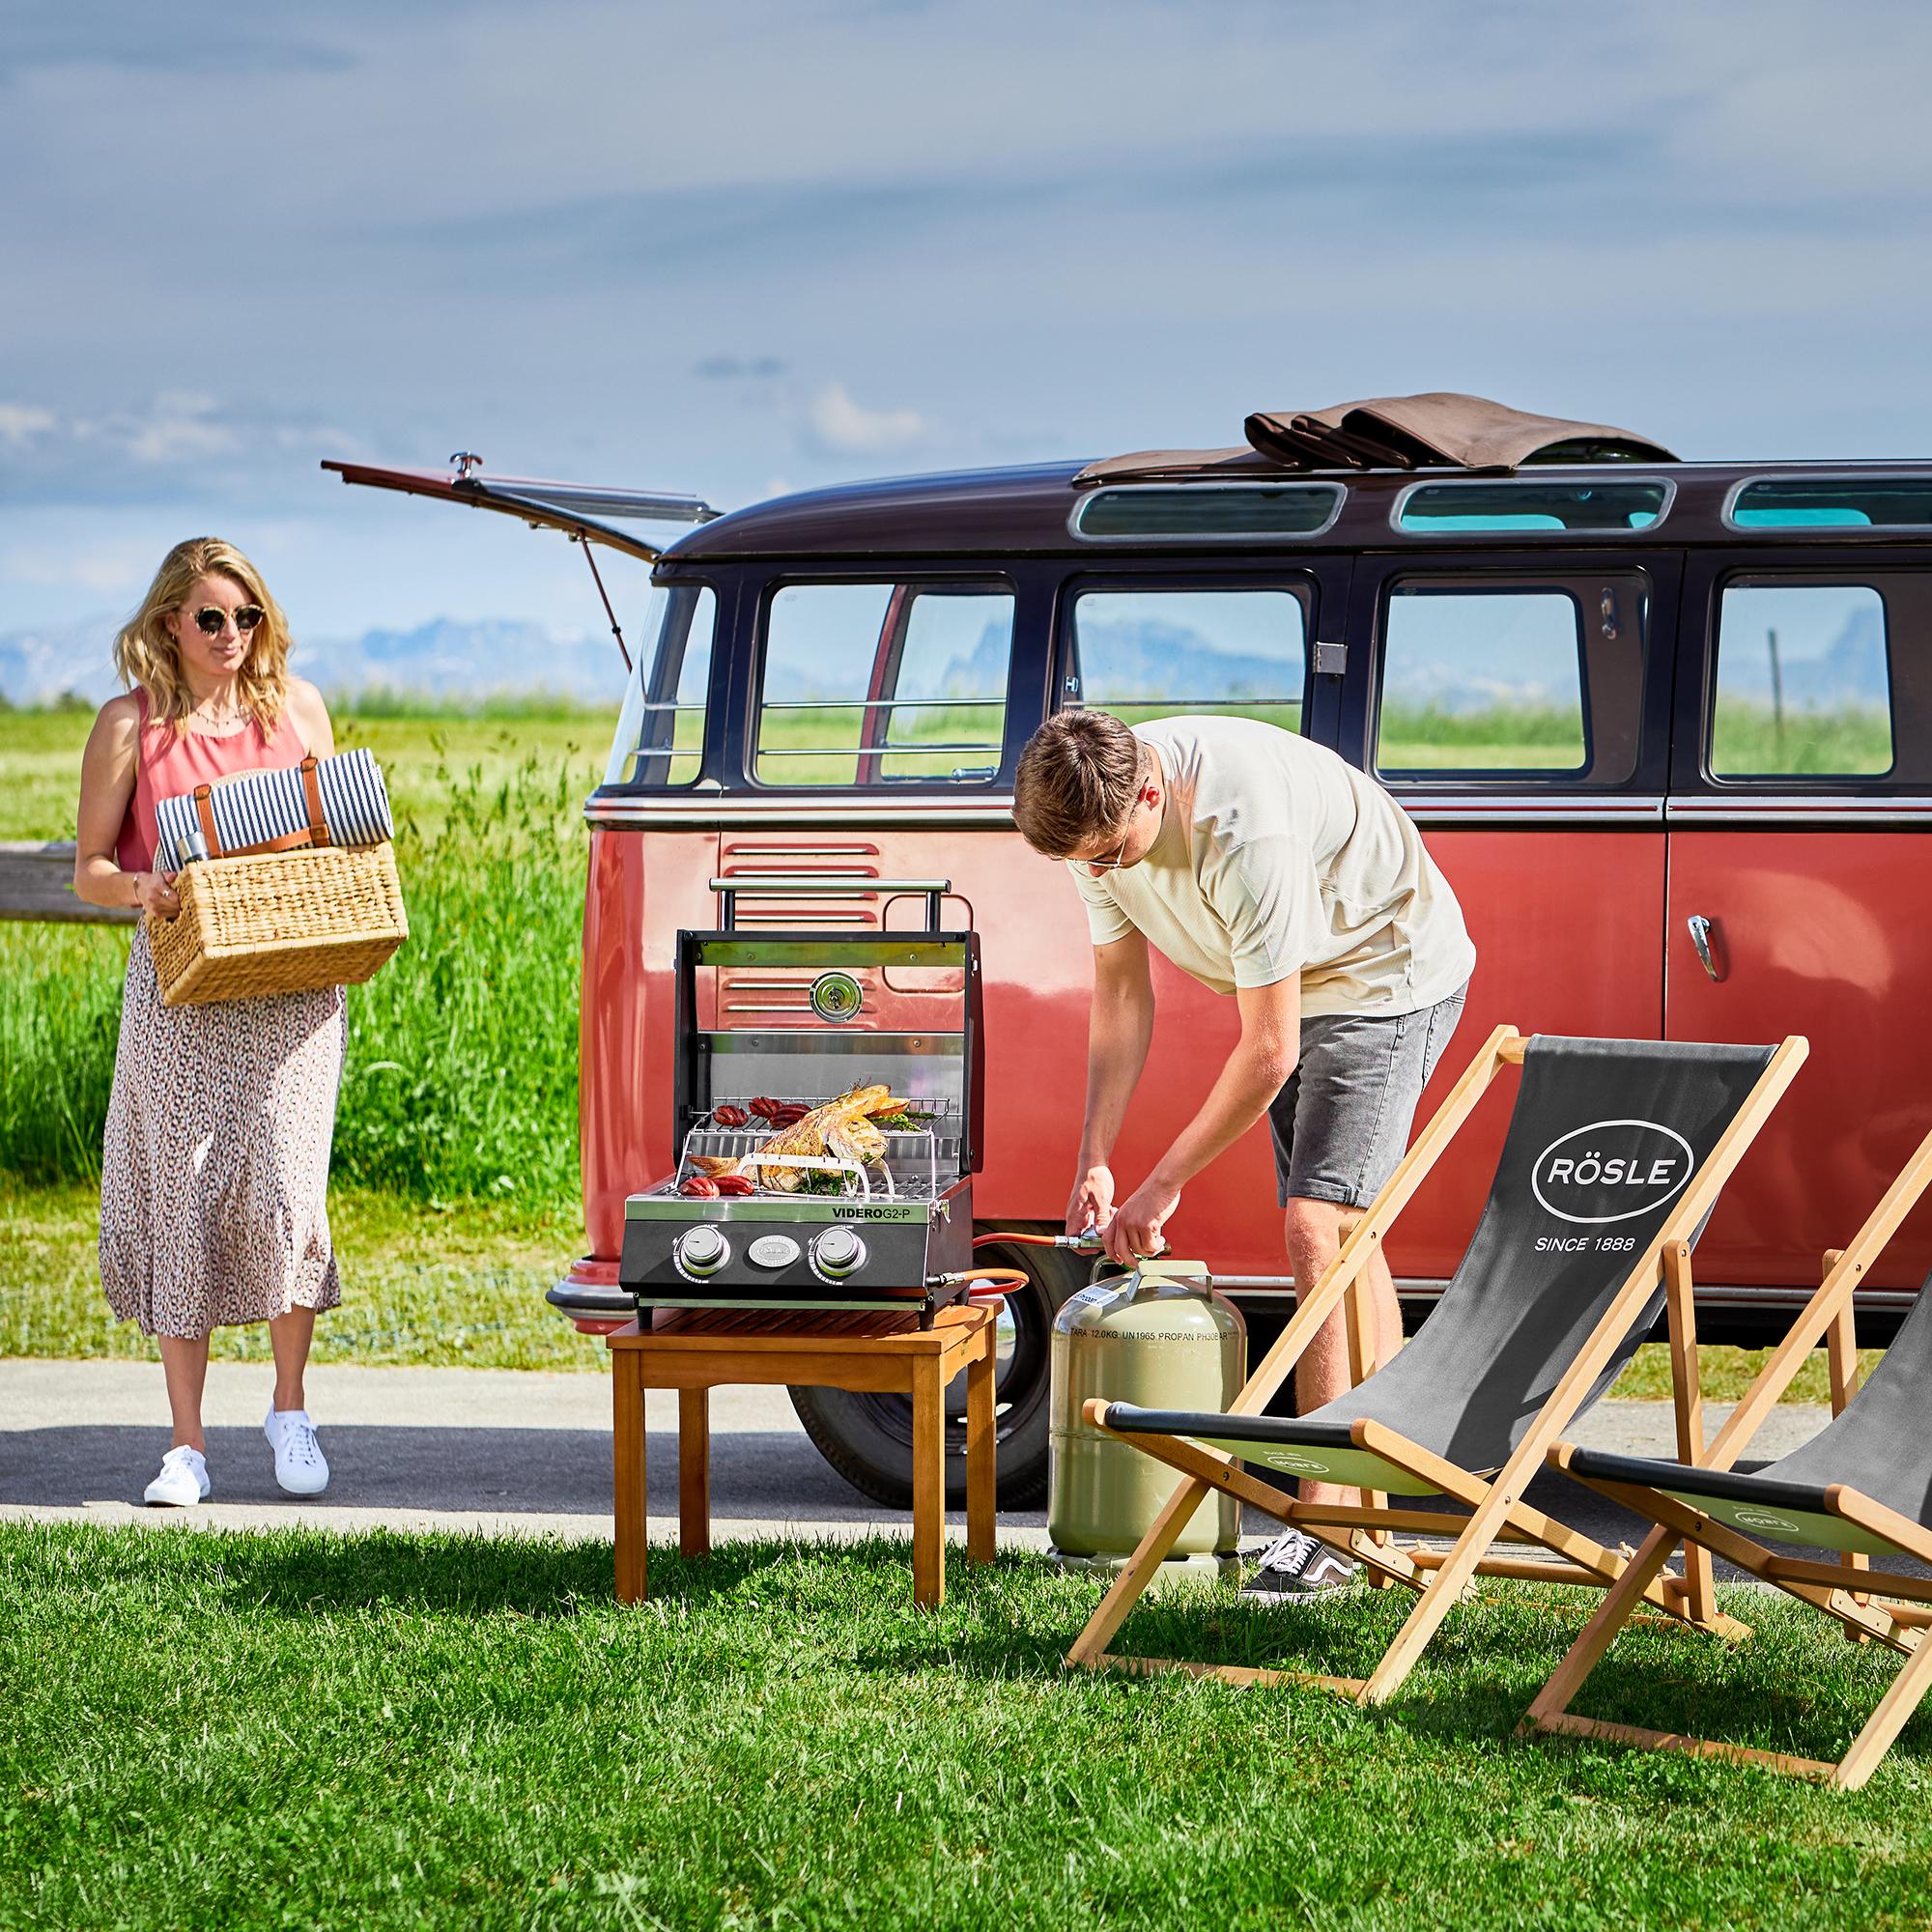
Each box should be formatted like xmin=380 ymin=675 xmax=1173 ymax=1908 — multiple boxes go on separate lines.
xmin=1082 ymin=780 xmax=1157 ymax=875
xmin=191 ymin=604 xmax=265 ymax=638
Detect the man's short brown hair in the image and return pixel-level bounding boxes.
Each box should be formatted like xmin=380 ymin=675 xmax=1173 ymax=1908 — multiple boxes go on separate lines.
xmin=1012 ymin=710 xmax=1143 ymax=856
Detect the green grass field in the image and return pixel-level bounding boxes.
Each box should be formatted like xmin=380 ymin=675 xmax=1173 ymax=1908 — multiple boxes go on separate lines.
xmin=0 ymin=705 xmax=610 ymax=1202
xmin=4 ymin=1525 xmax=1929 ymax=1929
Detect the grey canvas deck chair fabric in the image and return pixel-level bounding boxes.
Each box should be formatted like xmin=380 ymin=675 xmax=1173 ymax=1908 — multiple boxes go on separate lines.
xmin=1525 ymin=1124 xmax=1932 ymax=1789
xmin=1065 ymin=1027 xmax=1805 ymax=1707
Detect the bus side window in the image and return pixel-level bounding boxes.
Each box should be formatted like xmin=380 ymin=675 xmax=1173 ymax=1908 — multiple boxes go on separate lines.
xmin=1710 ymin=581 xmax=1893 ymax=779
xmin=608 ymin=584 xmax=715 ymax=788
xmin=1065 ymin=586 xmax=1308 ymax=733
xmin=754 ymin=581 xmax=1013 ymax=786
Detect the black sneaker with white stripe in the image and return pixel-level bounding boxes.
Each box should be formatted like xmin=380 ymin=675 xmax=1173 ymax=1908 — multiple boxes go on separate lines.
xmin=1243 ymin=1528 xmax=1360 ymax=1599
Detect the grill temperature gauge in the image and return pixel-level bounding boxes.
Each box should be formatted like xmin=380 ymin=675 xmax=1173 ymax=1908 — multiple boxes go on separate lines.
xmin=810 ymin=1226 xmax=868 ymax=1280
xmin=674 ymin=1225 xmax=730 ymax=1278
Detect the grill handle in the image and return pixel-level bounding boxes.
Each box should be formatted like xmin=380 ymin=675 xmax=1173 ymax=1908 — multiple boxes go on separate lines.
xmin=709 ymin=874 xmax=952 ymax=931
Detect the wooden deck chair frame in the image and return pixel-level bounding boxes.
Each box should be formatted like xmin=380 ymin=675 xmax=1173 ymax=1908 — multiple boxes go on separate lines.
xmin=1065 ymin=1024 xmax=1808 ymax=1707
xmin=1521 ymin=1124 xmax=1932 ymax=1789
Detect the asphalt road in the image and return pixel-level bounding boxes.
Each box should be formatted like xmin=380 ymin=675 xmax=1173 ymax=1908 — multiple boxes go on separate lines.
xmin=4 ymin=1359 xmax=1886 ymax=1591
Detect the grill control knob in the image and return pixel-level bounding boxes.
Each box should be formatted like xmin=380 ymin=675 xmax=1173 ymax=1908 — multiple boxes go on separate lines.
xmin=675 ymin=1225 xmax=730 ymax=1277
xmin=811 ymin=1226 xmax=867 ymax=1279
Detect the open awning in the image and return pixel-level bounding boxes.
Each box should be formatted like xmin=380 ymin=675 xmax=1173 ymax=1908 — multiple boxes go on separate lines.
xmin=321 ymin=458 xmax=719 ymax=564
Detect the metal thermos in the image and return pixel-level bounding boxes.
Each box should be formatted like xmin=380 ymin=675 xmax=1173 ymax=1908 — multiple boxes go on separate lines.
xmin=1048 ymin=1259 xmax=1245 ymax=1571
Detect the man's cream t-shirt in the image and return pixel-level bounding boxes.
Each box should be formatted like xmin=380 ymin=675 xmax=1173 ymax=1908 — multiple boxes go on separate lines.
xmin=1070 ymin=717 xmax=1476 ymax=1016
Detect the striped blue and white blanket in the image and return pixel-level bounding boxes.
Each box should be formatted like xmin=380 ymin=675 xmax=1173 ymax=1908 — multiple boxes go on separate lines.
xmin=154 ymin=749 xmax=394 ymax=867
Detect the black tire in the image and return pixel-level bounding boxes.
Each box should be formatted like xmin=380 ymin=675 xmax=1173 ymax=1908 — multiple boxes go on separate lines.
xmin=788 ymin=1233 xmax=1081 ymax=1509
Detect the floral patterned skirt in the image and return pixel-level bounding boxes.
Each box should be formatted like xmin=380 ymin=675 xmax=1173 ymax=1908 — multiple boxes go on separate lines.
xmin=99 ymin=924 xmax=346 ymax=1338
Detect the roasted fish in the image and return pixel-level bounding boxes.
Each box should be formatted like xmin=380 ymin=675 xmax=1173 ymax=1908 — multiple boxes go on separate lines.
xmin=693 ymin=1084 xmax=913 ymax=1191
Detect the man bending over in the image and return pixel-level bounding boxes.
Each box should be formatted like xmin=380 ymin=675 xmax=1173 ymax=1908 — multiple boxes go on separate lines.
xmin=1013 ymin=710 xmax=1475 ymax=1598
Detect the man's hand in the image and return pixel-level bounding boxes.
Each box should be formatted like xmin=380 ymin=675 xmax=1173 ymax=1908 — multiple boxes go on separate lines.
xmin=1065 ymin=1165 xmax=1115 ymax=1239
xmin=1103 ymin=1173 xmax=1180 ymax=1266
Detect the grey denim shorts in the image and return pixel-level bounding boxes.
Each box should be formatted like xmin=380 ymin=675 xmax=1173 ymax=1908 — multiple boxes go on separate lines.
xmin=1266 ymin=982 xmax=1469 ymax=1209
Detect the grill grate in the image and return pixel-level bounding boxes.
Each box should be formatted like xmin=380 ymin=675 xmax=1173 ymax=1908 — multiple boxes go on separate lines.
xmin=669 ymin=1094 xmax=963 ymax=1202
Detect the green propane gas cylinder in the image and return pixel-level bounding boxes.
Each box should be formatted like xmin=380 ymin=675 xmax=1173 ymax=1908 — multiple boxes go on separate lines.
xmin=1048 ymin=1259 xmax=1245 ymax=1573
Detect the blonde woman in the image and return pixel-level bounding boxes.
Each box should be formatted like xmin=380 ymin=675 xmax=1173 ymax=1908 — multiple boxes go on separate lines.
xmin=74 ymin=538 xmax=344 ymax=1506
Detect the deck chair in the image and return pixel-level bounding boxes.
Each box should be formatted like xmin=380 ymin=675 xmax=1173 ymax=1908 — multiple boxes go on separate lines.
xmin=1523 ymin=1124 xmax=1932 ymax=1789
xmin=1065 ymin=1025 xmax=1806 ymax=1706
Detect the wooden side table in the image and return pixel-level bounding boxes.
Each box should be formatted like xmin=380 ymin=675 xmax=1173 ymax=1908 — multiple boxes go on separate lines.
xmin=607 ymin=1302 xmax=999 ymax=1608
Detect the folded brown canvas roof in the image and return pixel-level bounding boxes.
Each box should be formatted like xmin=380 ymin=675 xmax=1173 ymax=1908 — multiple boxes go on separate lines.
xmin=1072 ymin=445 xmax=1286 ymax=487
xmin=1075 ymin=392 xmax=1676 ymax=487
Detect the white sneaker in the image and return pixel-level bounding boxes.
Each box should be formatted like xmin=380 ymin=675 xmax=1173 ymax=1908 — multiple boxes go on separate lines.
xmin=143 ymin=1445 xmax=210 ymax=1507
xmin=265 ymin=1407 xmax=329 ymax=1495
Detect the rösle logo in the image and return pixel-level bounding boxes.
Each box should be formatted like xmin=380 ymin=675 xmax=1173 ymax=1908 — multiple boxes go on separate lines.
xmin=1531 ymin=1119 xmax=1694 ymax=1225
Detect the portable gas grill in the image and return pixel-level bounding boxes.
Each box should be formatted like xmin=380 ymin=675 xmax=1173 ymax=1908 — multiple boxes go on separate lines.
xmin=615 ymin=882 xmax=984 ymax=1323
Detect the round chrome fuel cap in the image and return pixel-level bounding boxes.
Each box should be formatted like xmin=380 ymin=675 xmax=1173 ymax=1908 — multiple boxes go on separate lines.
xmin=674 ymin=1225 xmax=730 ymax=1277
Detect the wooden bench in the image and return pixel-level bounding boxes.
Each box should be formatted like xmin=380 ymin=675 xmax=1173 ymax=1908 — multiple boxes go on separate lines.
xmin=0 ymin=840 xmax=135 ymax=924
xmin=607 ymin=1302 xmax=999 ymax=1608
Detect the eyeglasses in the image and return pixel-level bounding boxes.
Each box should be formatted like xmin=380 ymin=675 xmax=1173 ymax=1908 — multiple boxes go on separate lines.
xmin=1081 ymin=781 xmax=1156 ymax=876
xmin=192 ymin=605 xmax=265 ymax=638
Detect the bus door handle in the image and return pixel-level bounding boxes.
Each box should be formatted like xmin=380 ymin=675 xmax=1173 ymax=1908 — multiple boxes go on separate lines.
xmin=1687 ymin=914 xmax=1723 ymax=983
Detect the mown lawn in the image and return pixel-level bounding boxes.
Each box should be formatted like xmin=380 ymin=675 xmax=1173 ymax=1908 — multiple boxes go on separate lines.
xmin=3 ymin=1524 xmax=1929 ymax=1930
xmin=0 ymin=1177 xmax=592 ymax=1372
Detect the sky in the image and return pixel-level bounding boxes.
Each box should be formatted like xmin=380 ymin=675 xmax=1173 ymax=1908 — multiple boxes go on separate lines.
xmin=6 ymin=0 xmax=1932 ymax=661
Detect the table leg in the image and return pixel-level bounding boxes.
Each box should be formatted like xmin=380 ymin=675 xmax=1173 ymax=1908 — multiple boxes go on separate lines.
xmin=965 ymin=1331 xmax=996 ymax=1566
xmin=612 ymin=1352 xmax=646 ymax=1603
xmin=912 ymin=1355 xmax=946 ymax=1609
xmin=678 ymin=1386 xmax=711 ymax=1559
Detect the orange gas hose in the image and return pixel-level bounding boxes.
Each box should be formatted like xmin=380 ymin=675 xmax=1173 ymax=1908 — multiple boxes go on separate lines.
xmin=973 ymin=1231 xmax=1073 ymax=1250
xmin=956 ymin=1267 xmax=1031 ymax=1299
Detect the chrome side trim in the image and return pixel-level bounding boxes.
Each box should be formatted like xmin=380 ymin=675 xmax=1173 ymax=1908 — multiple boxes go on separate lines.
xmin=1667 ymin=798 xmax=1932 ymax=827
xmin=586 ymin=790 xmax=1932 ymax=833
xmin=1399 ymin=796 xmax=1664 ymax=827
xmin=587 ymin=794 xmax=1018 ymax=830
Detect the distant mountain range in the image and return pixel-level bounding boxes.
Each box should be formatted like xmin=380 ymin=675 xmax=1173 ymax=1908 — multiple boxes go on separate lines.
xmin=0 ymin=616 xmax=631 ymax=709
xmin=0 ymin=598 xmax=1893 ymax=715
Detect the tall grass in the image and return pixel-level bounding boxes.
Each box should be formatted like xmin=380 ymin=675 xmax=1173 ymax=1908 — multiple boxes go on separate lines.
xmin=0 ymin=747 xmax=586 ymax=1208
xmin=329 ymin=746 xmax=582 ymax=1201
xmin=0 ymin=926 xmax=126 ymax=1183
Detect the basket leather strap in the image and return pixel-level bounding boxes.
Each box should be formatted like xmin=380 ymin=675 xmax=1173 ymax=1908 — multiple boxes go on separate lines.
xmin=299 ymin=755 xmax=331 ymax=850
xmin=189 ymin=756 xmax=333 ymax=860
xmin=192 ymin=784 xmax=221 ymax=856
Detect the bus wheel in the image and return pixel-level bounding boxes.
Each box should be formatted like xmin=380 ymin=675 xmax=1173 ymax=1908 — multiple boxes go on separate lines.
xmin=787 ymin=1235 xmax=1080 ymax=1509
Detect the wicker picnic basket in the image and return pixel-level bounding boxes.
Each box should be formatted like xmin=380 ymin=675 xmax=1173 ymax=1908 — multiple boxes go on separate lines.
xmin=145 ymin=755 xmax=409 ymax=1008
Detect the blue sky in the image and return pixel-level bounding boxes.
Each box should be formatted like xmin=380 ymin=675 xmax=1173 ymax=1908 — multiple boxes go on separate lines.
xmin=6 ymin=0 xmax=1931 ymax=655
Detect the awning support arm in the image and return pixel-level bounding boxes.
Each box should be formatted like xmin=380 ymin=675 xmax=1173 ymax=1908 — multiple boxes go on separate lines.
xmin=576 ymin=535 xmax=632 ymax=674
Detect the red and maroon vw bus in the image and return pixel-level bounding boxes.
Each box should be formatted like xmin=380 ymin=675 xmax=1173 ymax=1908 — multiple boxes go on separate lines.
xmin=333 ymin=446 xmax=1932 ymax=1506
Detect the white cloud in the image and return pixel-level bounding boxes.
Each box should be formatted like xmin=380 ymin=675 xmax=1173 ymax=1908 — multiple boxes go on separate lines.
xmin=803 ymin=383 xmax=930 ymax=456
xmin=116 ymin=390 xmax=240 ymax=464
xmin=0 ymin=404 xmax=58 ymax=447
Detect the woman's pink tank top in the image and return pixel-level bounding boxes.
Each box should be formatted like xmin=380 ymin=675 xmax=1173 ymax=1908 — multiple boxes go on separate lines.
xmin=116 ymin=689 xmax=310 ymax=873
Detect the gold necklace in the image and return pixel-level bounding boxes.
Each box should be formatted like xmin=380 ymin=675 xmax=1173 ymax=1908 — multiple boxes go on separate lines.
xmin=191 ymin=694 xmax=245 ymax=728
